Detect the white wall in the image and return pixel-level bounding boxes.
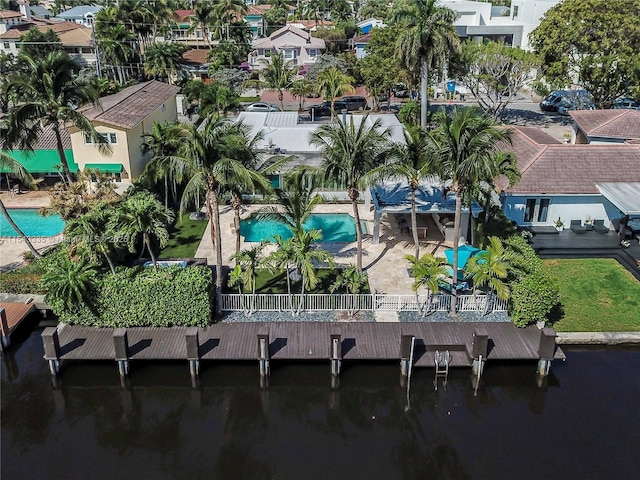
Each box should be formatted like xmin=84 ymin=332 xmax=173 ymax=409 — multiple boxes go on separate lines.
xmin=502 ymin=194 xmax=623 ymax=230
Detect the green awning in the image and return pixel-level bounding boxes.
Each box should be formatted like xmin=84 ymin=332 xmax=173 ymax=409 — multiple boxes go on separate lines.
xmin=84 ymin=163 xmax=123 ymax=173
xmin=0 ymin=149 xmax=79 ymax=173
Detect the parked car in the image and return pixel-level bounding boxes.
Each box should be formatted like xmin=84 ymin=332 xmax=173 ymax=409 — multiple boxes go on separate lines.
xmin=245 ymin=102 xmax=280 ymax=112
xmin=334 ymin=96 xmax=368 ymax=111
xmin=392 ymin=83 xmax=410 ymax=98
xmin=540 ymin=89 xmax=594 ymax=113
xmin=611 ymin=97 xmax=639 ymax=109
xmin=308 ymin=101 xmax=333 ymax=117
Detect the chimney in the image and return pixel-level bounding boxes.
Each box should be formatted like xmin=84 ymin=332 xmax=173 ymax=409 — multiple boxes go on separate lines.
xmin=18 ymin=0 xmax=31 ymax=20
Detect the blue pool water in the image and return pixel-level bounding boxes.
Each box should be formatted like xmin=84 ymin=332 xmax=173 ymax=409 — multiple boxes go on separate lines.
xmin=240 ymin=213 xmax=357 ymax=243
xmin=0 ymin=209 xmax=65 ymax=237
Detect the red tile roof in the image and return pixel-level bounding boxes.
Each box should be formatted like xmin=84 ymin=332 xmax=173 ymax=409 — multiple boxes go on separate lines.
xmin=79 ymin=81 xmax=180 ymax=130
xmin=0 ymin=19 xmax=84 ymax=39
xmin=182 ymin=48 xmax=210 ymax=65
xmin=173 ymin=9 xmax=194 ymax=22
xmin=569 ymin=109 xmax=640 ymax=140
xmin=352 ymin=33 xmax=373 ymax=43
xmin=0 ymin=10 xmax=22 ymax=19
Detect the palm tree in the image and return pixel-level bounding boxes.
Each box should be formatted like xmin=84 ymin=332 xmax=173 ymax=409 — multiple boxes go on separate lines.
xmin=266 ymin=234 xmax=296 ymax=314
xmin=291 ymin=78 xmax=318 ymax=110
xmin=230 ymin=242 xmax=267 ymax=315
xmin=406 ymin=252 xmax=449 ymax=316
xmin=116 ymin=191 xmax=175 ymax=268
xmin=256 ymin=52 xmax=298 ymax=111
xmin=143 ymin=43 xmax=187 ymax=84
xmin=329 ymin=265 xmax=369 ymax=317
xmin=429 ymin=107 xmax=512 ymax=316
xmin=175 ymin=118 xmax=269 ymax=314
xmin=141 ymin=121 xmax=191 ymax=208
xmin=65 ymin=203 xmax=120 ymax=274
xmin=392 ymin=0 xmax=460 ymax=127
xmin=465 ymin=236 xmax=516 ymax=315
xmin=95 ymin=16 xmax=137 ymax=83
xmin=310 ymin=116 xmax=392 ymax=271
xmin=42 ymin=256 xmax=98 ymax=313
xmin=317 ymin=67 xmax=355 ymax=110
xmin=212 ymin=0 xmax=248 ymax=40
xmin=189 ymin=3 xmax=216 ymax=48
xmin=0 ymin=152 xmax=41 ymax=258
xmin=370 ymin=126 xmax=439 ymax=259
xmin=4 ymin=51 xmax=111 ymax=185
xmin=289 ymin=228 xmax=334 ymax=315
xmin=256 ymin=167 xmax=323 ymax=235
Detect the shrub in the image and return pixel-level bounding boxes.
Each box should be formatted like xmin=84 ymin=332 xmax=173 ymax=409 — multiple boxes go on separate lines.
xmin=52 ymin=266 xmax=213 ymax=327
xmin=0 ymin=271 xmax=46 ymax=294
xmin=510 ymin=268 xmax=560 ymax=327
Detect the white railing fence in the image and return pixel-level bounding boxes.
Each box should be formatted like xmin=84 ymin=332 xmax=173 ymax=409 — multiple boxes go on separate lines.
xmin=220 ymin=293 xmax=508 ymax=313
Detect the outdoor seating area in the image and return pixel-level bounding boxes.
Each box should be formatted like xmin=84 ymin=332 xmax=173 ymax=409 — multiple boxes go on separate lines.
xmin=570 ymin=219 xmax=587 ymax=234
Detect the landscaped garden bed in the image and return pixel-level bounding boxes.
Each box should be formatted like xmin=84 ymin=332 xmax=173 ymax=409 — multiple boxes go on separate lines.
xmin=544 ymin=258 xmax=640 ymax=332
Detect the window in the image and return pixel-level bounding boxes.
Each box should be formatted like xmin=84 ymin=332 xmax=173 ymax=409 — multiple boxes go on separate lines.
xmin=283 ymin=49 xmax=297 ymax=60
xmin=512 ymin=6 xmax=519 ymax=18
xmin=92 ymin=132 xmax=118 ymax=144
xmin=264 ymin=49 xmax=271 ymax=57
xmin=524 ymin=198 xmax=550 ymax=223
xmin=161 ymin=103 xmax=166 ymax=112
xmin=3 ymin=42 xmax=9 ymax=49
xmin=308 ymin=48 xmax=318 ymax=58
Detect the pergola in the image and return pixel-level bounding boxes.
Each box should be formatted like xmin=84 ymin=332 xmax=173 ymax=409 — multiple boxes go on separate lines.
xmin=369 ymin=182 xmax=482 ymax=245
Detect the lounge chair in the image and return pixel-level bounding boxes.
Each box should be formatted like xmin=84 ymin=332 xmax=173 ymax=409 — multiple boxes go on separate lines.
xmin=593 ymin=219 xmax=609 ymax=234
xmin=570 ymin=219 xmax=587 ymax=234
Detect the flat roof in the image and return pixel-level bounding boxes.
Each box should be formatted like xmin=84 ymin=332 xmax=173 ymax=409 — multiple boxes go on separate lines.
xmin=597 ymin=182 xmax=640 ymax=215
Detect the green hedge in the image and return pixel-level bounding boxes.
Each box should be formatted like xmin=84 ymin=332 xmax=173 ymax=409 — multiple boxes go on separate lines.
xmin=50 ymin=266 xmax=213 ymax=327
xmin=505 ymin=235 xmax=560 ymax=327
xmin=0 ymin=271 xmax=46 ymax=294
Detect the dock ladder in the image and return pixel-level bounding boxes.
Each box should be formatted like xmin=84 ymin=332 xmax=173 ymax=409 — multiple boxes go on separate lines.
xmin=434 ymin=349 xmax=451 ymax=390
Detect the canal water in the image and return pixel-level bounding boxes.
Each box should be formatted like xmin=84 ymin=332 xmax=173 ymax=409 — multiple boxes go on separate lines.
xmin=2 ymin=327 xmax=639 ymax=480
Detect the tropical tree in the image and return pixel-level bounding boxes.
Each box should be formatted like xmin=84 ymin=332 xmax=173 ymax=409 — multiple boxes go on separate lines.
xmin=94 ymin=15 xmax=138 ymax=83
xmin=229 ymin=242 xmax=267 ymax=315
xmin=370 ymin=126 xmax=439 ymax=259
xmin=141 ymin=121 xmax=191 ymax=208
xmin=65 ymin=203 xmax=121 ymax=274
xmin=317 ymin=66 xmax=355 ymax=110
xmin=189 ymin=3 xmax=216 ymax=48
xmin=143 ymin=42 xmax=188 ymax=84
xmin=266 ymin=234 xmax=297 ymax=314
xmin=465 ymin=236 xmax=517 ymax=314
xmin=175 ymin=118 xmax=270 ymax=314
xmin=406 ymin=252 xmax=449 ymax=316
xmin=289 ymin=228 xmax=334 ymax=315
xmin=42 ymin=256 xmax=98 ymax=313
xmin=428 ymin=107 xmax=512 ymax=316
xmin=392 ymin=0 xmax=460 ymax=127
xmin=212 ymin=0 xmax=249 ymax=40
xmin=530 ymin=0 xmax=640 ymax=108
xmin=19 ymin=28 xmax=63 ymax=59
xmin=310 ymin=115 xmax=392 ymax=271
xmin=250 ymin=52 xmax=298 ymax=110
xmin=291 ymin=78 xmax=318 ymax=110
xmin=329 ymin=265 xmax=369 ymax=317
xmin=116 ymin=191 xmax=175 ymax=268
xmin=0 ymin=152 xmax=41 ymax=258
xmin=4 ymin=51 xmax=111 ymax=185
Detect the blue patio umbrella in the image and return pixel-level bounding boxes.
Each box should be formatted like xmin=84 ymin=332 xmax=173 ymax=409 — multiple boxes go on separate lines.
xmin=443 ymin=245 xmax=482 ymax=269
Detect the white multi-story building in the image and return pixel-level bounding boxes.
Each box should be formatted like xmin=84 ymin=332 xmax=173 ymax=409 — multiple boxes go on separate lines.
xmin=249 ymin=25 xmax=326 ymax=71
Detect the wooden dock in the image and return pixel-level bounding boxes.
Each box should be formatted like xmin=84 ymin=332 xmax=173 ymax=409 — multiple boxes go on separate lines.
xmin=45 ymin=322 xmax=564 ymax=368
xmin=1 ymin=302 xmax=37 ymax=349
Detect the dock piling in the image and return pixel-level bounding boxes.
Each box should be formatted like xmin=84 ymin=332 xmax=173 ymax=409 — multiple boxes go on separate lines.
xmin=330 ymin=334 xmax=342 ymax=380
xmin=400 ymin=335 xmax=415 ymax=378
xmin=1 ymin=308 xmax=10 ymax=350
xmin=113 ymin=328 xmax=130 ymax=379
xmin=537 ymin=328 xmax=557 ymax=376
xmin=186 ymin=327 xmax=200 ymax=387
xmin=258 ymin=333 xmax=270 ymax=378
xmin=471 ymin=329 xmax=488 ymax=377
xmin=42 ymin=327 xmax=61 ymax=375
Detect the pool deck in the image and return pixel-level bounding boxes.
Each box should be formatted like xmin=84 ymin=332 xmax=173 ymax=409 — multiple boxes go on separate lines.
xmin=195 ymin=203 xmax=452 ymax=322
xmin=0 ymin=191 xmax=60 ymax=272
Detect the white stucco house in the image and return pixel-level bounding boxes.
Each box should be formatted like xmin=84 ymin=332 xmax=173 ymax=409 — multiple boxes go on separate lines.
xmin=249 ymin=25 xmax=326 ymax=70
xmin=55 ymin=5 xmax=102 ymax=27
xmin=500 ymin=127 xmax=640 ymax=231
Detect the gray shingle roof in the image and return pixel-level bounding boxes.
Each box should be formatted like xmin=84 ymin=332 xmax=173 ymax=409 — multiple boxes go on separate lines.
xmin=79 ymin=81 xmax=180 ymax=129
xmin=56 ymin=5 xmax=102 ymax=18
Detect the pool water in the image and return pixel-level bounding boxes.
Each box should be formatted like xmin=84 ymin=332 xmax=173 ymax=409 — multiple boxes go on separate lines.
xmin=0 ymin=209 xmax=65 ymax=237
xmin=240 ymin=213 xmax=358 ymax=243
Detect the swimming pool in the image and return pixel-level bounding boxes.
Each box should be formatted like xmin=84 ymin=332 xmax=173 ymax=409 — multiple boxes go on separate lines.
xmin=240 ymin=213 xmax=359 ymax=243
xmin=0 ymin=209 xmax=65 ymax=237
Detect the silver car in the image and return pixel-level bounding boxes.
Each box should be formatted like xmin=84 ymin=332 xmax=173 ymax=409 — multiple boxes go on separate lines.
xmin=245 ymin=102 xmax=280 ymax=112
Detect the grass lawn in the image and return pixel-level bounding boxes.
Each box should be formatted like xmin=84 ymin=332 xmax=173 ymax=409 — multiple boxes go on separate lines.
xmin=159 ymin=219 xmax=208 ymax=259
xmin=239 ymin=96 xmax=260 ymax=103
xmin=223 ymin=268 xmax=371 ymax=294
xmin=544 ymin=258 xmax=640 ymax=332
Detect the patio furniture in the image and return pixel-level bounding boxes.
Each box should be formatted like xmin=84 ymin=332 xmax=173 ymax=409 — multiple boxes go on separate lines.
xmin=570 ymin=219 xmax=587 ymax=234
xmin=593 ymin=219 xmax=609 ymax=234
